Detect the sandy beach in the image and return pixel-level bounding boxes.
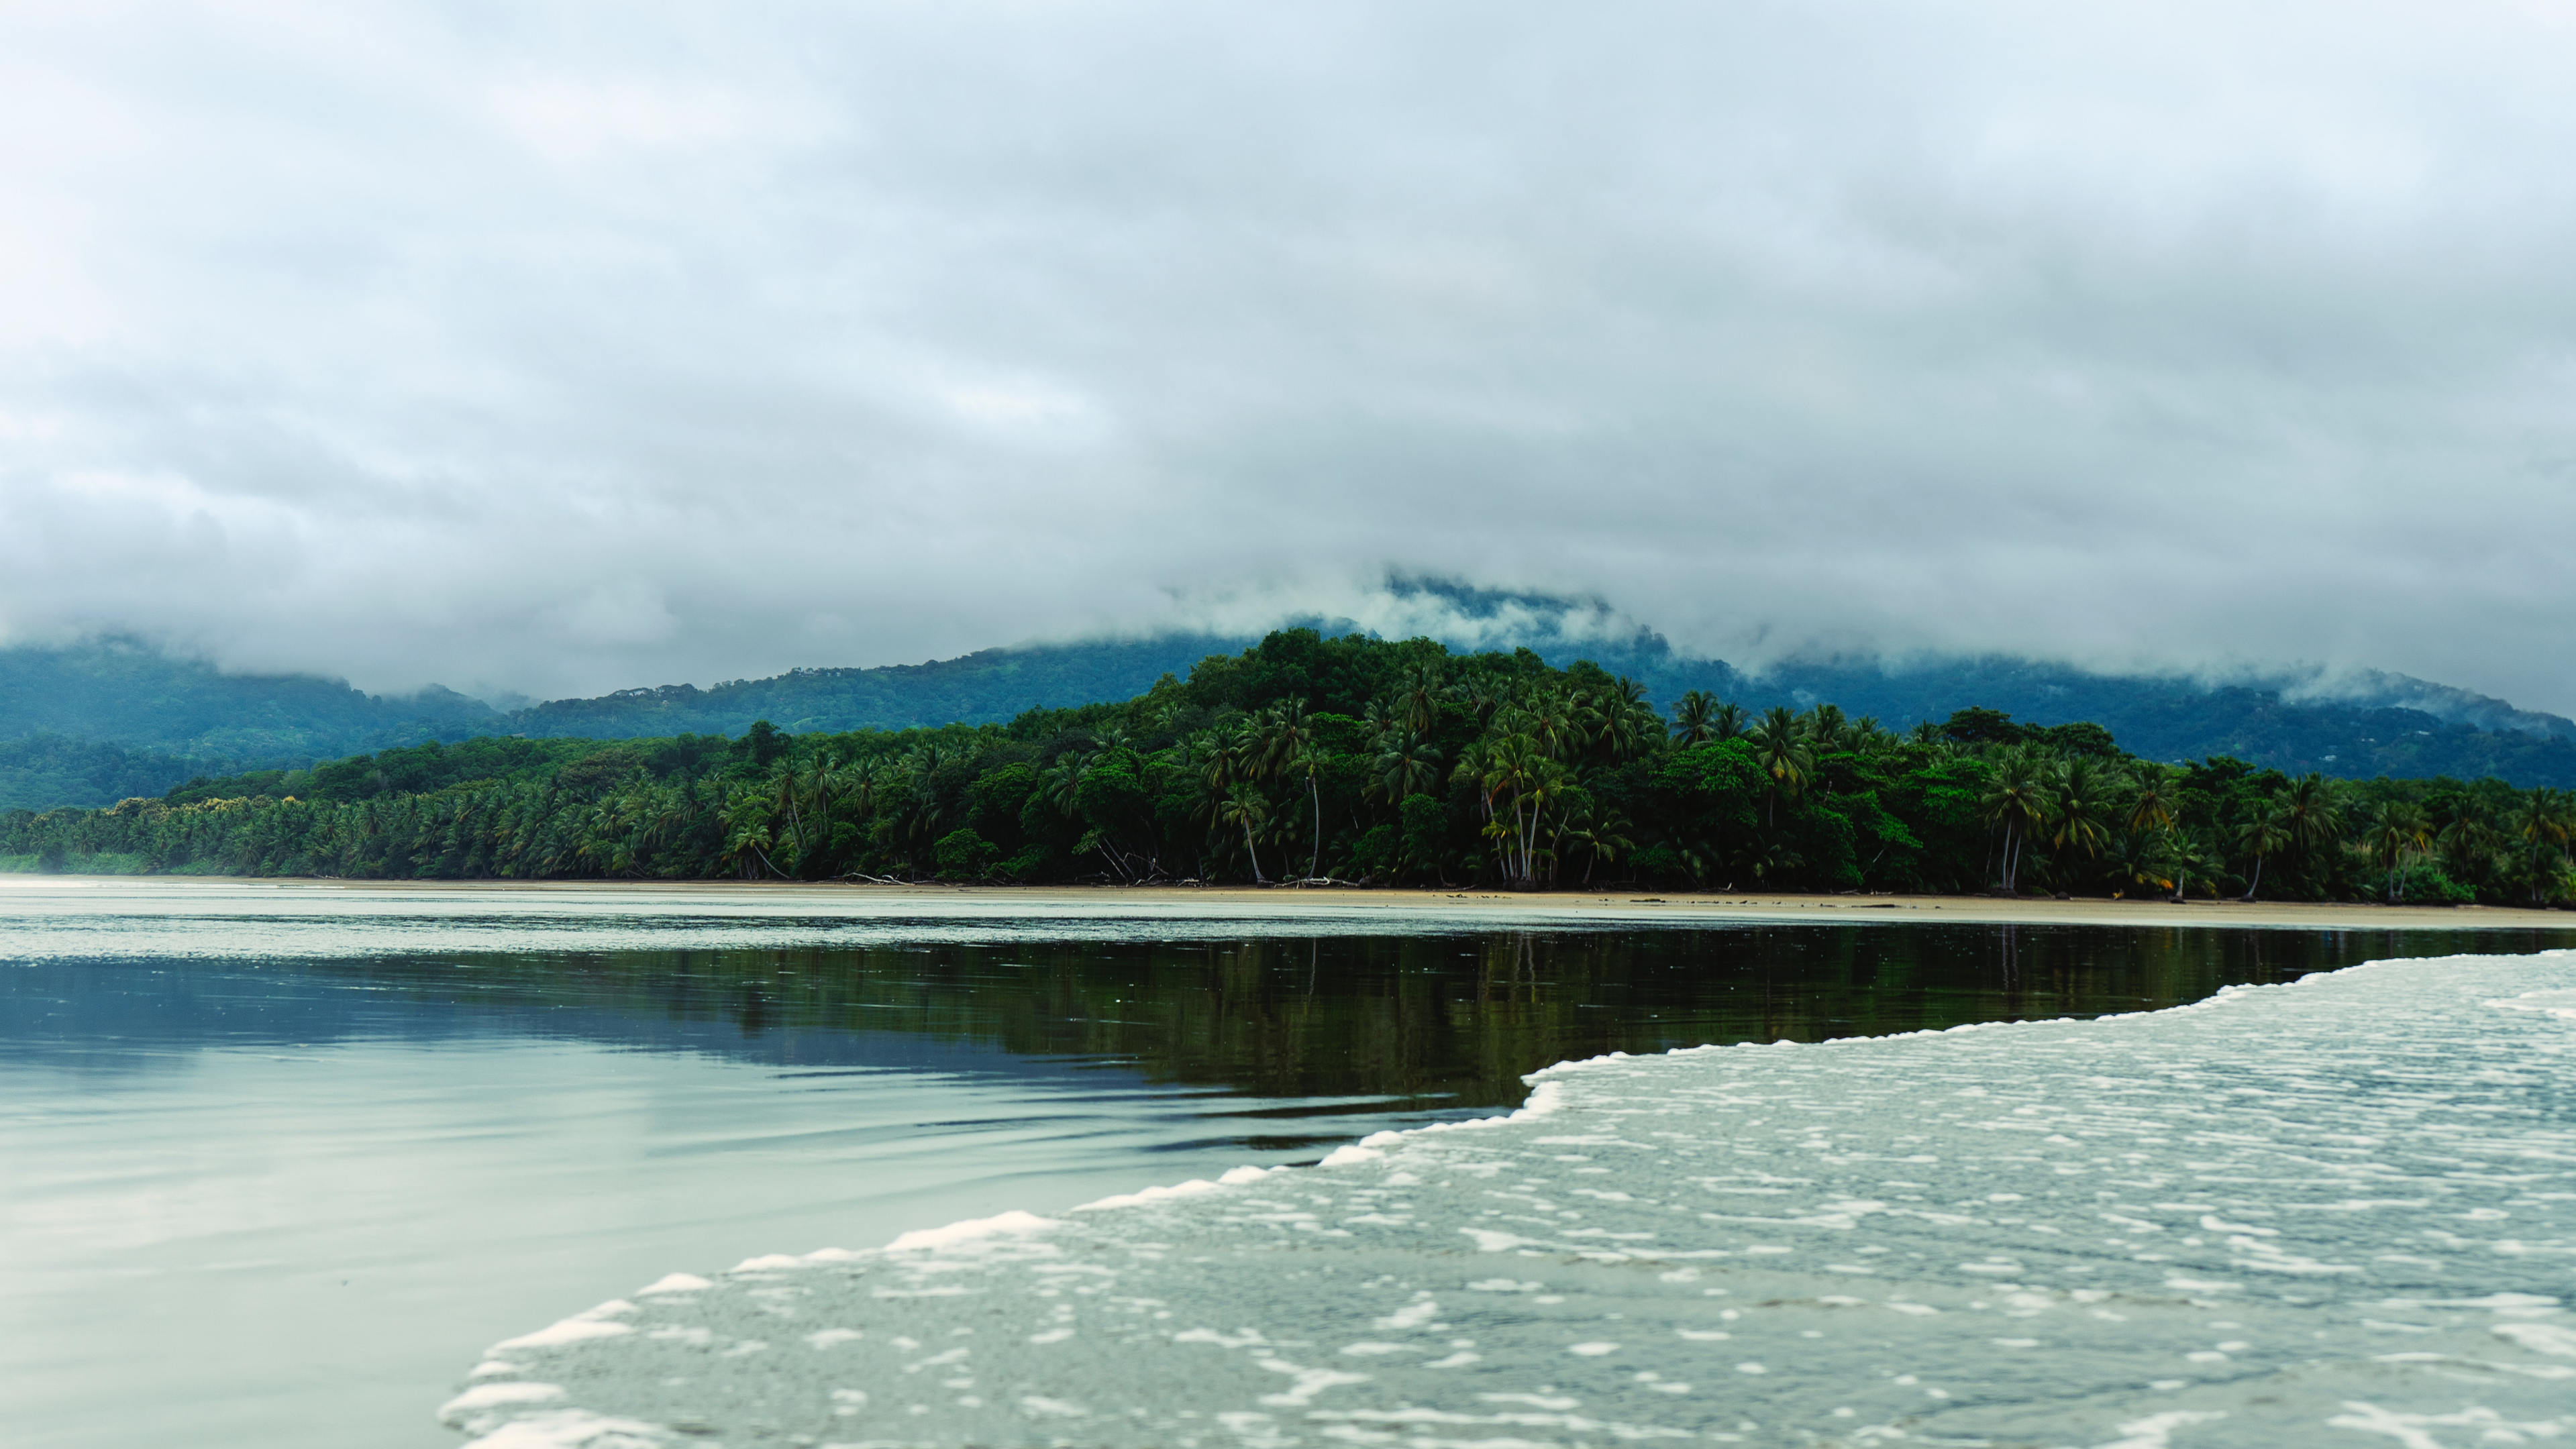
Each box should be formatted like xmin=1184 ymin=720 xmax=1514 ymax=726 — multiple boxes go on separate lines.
xmin=20 ymin=873 xmax=2573 ymax=932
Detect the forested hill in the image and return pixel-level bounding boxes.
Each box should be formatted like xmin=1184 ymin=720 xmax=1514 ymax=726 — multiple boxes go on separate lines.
xmin=10 ymin=629 xmax=2574 ymax=909
xmin=8 ymin=628 xmax=2576 ymax=812
xmin=508 ymin=635 xmax=1241 ymax=740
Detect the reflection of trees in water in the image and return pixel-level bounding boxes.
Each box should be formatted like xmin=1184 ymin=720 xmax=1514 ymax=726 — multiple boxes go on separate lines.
xmin=303 ymin=924 xmax=2575 ymax=1108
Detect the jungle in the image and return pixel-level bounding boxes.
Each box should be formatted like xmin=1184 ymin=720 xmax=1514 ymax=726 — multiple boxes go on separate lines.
xmin=5 ymin=631 xmax=2570 ymax=905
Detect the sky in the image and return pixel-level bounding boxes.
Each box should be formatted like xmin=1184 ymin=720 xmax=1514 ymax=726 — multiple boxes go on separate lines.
xmin=1 ymin=1 xmax=2572 ymax=709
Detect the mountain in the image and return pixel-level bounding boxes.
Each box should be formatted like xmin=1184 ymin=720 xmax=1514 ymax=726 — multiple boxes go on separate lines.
xmin=506 ymin=635 xmax=1242 ymax=741
xmin=0 ymin=637 xmax=501 ymax=762
xmin=9 ymin=601 xmax=2576 ymax=813
xmin=0 ymin=735 xmax=213 ymax=815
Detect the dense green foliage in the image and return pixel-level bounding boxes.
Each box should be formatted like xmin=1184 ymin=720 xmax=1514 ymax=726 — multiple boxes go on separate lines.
xmin=0 ymin=637 xmax=497 ymax=765
xmin=7 ymin=632 xmax=2572 ymax=904
xmin=0 ymin=735 xmax=203 ymax=814
xmin=13 ymin=614 xmax=2576 ymax=816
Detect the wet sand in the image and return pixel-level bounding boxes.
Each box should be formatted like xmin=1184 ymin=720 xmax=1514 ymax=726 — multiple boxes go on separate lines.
xmin=21 ymin=873 xmax=2569 ymax=932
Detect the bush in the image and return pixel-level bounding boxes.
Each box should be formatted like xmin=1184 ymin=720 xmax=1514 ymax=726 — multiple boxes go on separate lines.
xmin=2390 ymin=860 xmax=2475 ymax=905
xmin=934 ymin=827 xmax=1000 ymax=880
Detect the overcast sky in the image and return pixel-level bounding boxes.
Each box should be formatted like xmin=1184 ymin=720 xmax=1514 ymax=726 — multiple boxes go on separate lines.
xmin=2 ymin=1 xmax=2571 ymax=708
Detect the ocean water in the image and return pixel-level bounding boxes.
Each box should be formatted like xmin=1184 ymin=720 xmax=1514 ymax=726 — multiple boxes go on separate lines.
xmin=444 ymin=953 xmax=2576 ymax=1449
xmin=1 ymin=881 xmax=2567 ymax=1448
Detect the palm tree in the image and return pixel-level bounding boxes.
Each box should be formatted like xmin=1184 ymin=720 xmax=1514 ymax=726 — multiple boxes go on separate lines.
xmin=1257 ymin=701 xmax=1321 ymax=878
xmin=1594 ymin=677 xmax=1654 ymax=761
xmin=2049 ymin=755 xmax=2122 ymax=872
xmin=1747 ymin=706 xmax=1812 ymax=826
xmin=1394 ymin=662 xmax=1447 ymax=735
xmin=2234 ymin=802 xmax=2291 ymax=901
xmin=1733 ymin=822 xmax=1805 ymax=887
xmin=1710 ymin=701 xmax=1748 ymax=742
xmin=1806 ymin=704 xmax=1850 ymax=755
xmin=2436 ymin=807 xmax=2502 ymax=883
xmin=1477 ymin=733 xmax=1552 ymax=884
xmin=2274 ymin=774 xmax=2343 ymax=878
xmin=1371 ymin=731 xmax=1443 ymax=804
xmin=2106 ymin=826 xmax=2175 ymax=898
xmin=2127 ymin=763 xmax=2181 ymax=835
xmin=2166 ymin=828 xmax=2224 ymax=901
xmin=1458 ymin=677 xmax=1512 ymax=729
xmin=2364 ymin=800 xmax=2432 ymax=902
xmin=1979 ymin=747 xmax=2051 ymax=893
xmin=2510 ymin=788 xmax=2573 ymax=904
xmin=1669 ymin=690 xmax=1721 ymax=745
xmin=1042 ymin=749 xmax=1092 ymax=819
xmin=1217 ymin=784 xmax=1270 ymax=883
xmin=2514 ymin=787 xmax=2573 ymax=861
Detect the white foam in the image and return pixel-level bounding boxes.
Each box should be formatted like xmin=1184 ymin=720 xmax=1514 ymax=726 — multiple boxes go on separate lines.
xmin=883 ymin=1209 xmax=1059 ymax=1252
xmin=489 ymin=1301 xmax=635 ymax=1352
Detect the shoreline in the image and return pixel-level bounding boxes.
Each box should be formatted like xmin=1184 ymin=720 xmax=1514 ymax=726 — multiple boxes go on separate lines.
xmin=9 ymin=873 xmax=2573 ymax=931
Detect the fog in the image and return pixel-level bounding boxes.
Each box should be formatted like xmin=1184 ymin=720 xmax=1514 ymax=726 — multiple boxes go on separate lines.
xmin=2 ymin=1 xmax=2570 ymax=708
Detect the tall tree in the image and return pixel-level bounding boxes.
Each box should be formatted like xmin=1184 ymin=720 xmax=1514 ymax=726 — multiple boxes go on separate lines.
xmin=2234 ymin=801 xmax=2291 ymax=901
xmin=1979 ymin=747 xmax=2051 ymax=893
xmin=1747 ymin=706 xmax=1811 ymax=826
xmin=2364 ymin=800 xmax=2432 ymax=902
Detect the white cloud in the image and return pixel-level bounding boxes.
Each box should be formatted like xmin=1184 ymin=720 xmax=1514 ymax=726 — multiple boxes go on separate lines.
xmin=1 ymin=0 xmax=2572 ymax=707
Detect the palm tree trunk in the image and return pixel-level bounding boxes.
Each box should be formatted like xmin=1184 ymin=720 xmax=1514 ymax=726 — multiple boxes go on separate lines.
xmin=1244 ymin=822 xmax=1265 ymax=883
xmin=1309 ymin=772 xmax=1322 ymax=881
xmin=2240 ymin=854 xmax=2263 ymax=902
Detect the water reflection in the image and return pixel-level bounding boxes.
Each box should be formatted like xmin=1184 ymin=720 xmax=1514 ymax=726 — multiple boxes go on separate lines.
xmin=21 ymin=921 xmax=2564 ymax=1115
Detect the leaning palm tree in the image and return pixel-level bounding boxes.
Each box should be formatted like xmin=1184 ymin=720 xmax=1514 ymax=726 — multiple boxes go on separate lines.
xmin=1217 ymin=784 xmax=1271 ymax=883
xmin=2166 ymin=828 xmax=2224 ymax=901
xmin=2234 ymin=802 xmax=2292 ymax=901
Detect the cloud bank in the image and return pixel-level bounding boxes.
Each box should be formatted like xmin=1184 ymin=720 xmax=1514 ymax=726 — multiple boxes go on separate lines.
xmin=2 ymin=1 xmax=2571 ymax=706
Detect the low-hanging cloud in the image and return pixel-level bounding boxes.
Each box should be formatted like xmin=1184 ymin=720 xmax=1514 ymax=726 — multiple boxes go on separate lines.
xmin=2 ymin=0 xmax=2571 ymax=708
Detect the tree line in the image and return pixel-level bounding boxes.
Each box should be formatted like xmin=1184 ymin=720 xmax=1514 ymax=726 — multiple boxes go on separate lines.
xmin=5 ymin=631 xmax=2571 ymax=905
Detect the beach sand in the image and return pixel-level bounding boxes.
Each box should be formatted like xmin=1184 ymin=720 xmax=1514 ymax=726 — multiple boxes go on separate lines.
xmin=22 ymin=873 xmax=2572 ymax=932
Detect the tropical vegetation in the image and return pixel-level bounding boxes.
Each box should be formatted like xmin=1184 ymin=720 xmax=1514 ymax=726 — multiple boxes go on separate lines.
xmin=6 ymin=631 xmax=2572 ymax=905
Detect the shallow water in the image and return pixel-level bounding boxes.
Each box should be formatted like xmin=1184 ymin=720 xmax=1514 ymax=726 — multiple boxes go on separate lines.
xmin=1 ymin=883 xmax=2567 ymax=1448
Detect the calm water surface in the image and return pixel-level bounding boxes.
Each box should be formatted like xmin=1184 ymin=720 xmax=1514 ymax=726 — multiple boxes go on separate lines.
xmin=3 ymin=883 xmax=2567 ymax=1448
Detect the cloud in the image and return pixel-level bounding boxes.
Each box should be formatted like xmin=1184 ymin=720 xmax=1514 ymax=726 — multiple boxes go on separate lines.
xmin=1 ymin=0 xmax=2572 ymax=707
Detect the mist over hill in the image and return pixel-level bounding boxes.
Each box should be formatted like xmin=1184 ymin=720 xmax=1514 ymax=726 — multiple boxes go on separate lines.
xmin=7 ymin=594 xmax=2576 ymax=812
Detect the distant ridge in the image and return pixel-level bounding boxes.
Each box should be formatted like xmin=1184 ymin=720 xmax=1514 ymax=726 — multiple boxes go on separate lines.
xmin=509 ymin=634 xmax=1242 ymax=741
xmin=7 ymin=603 xmax=2576 ymax=811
